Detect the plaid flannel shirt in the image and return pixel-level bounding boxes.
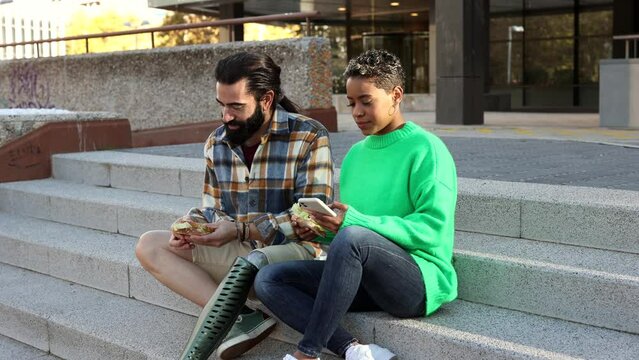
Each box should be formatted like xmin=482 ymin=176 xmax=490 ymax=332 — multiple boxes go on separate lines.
xmin=198 ymin=105 xmax=334 ymax=246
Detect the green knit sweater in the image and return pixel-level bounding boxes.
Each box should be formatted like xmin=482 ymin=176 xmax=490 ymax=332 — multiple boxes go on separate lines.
xmin=339 ymin=121 xmax=458 ymax=316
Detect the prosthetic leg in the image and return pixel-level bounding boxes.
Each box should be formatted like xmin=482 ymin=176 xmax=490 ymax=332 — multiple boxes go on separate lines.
xmin=180 ymin=256 xmax=258 ymax=360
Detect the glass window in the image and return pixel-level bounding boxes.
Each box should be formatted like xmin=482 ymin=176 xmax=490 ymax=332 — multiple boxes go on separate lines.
xmin=525 ymin=38 xmax=574 ymax=86
xmin=526 ymin=12 xmax=574 ymax=40
xmin=579 ymin=9 xmax=612 ymax=36
xmin=579 ymin=36 xmax=612 ymax=84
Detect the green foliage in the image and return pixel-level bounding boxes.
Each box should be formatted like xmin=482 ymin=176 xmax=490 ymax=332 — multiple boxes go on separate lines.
xmin=155 ymin=12 xmax=219 ymax=47
xmin=65 ymin=9 xmax=144 ymax=55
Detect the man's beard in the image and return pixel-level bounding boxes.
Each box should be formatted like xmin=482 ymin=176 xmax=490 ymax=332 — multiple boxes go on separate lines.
xmin=225 ymin=105 xmax=265 ymax=145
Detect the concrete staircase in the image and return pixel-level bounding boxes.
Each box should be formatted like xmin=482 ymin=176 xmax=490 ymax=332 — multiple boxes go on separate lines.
xmin=0 ymin=149 xmax=638 ymax=359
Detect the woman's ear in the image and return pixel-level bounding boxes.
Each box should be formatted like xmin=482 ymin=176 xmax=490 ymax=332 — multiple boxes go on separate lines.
xmin=392 ymin=86 xmax=404 ymax=105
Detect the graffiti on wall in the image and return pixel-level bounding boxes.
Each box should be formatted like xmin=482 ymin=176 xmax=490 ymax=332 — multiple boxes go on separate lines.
xmin=7 ymin=63 xmax=54 ymax=109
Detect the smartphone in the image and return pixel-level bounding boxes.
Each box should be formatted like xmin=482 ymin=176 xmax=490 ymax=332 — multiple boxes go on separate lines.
xmin=298 ymin=198 xmax=337 ymax=217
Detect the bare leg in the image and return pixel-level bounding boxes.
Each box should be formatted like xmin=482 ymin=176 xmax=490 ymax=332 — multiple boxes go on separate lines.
xmin=135 ymin=230 xmax=216 ymax=307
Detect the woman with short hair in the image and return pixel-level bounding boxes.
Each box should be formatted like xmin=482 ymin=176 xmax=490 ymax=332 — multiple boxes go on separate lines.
xmin=255 ymin=49 xmax=458 ymax=360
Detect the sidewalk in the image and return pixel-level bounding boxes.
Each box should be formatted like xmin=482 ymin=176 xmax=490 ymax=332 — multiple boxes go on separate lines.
xmin=126 ymin=112 xmax=639 ymax=192
xmin=339 ymin=112 xmax=639 ymax=148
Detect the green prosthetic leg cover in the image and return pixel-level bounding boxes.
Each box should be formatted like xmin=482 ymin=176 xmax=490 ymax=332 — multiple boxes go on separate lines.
xmin=180 ymin=257 xmax=258 ymax=360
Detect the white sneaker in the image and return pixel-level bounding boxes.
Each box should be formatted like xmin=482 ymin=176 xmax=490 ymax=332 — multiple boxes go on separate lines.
xmin=282 ymin=354 xmax=320 ymax=360
xmin=345 ymin=343 xmax=397 ymax=360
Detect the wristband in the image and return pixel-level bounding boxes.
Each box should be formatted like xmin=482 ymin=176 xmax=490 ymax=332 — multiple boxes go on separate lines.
xmin=235 ymin=221 xmax=242 ymax=241
xmin=243 ymin=222 xmax=250 ymax=242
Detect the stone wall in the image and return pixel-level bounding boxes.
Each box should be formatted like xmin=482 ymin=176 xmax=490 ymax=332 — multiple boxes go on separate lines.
xmin=0 ymin=37 xmax=333 ymax=131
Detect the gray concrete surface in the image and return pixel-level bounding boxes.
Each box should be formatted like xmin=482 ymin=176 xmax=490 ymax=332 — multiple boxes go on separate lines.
xmin=1 ymin=263 xmax=638 ymax=360
xmin=454 ymin=230 xmax=639 ymax=334
xmin=0 ymin=333 xmax=60 ymax=360
xmin=124 ymin=131 xmax=639 ymax=191
xmin=0 ymin=179 xmax=198 ymax=237
xmin=0 ymin=38 xmax=332 ymax=131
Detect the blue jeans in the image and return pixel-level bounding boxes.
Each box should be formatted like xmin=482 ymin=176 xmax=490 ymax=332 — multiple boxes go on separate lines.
xmin=254 ymin=226 xmax=425 ymax=358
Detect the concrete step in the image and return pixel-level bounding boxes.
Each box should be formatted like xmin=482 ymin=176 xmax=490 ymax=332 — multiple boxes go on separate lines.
xmin=0 ymin=262 xmax=323 ymax=360
xmin=0 ymin=178 xmax=198 ymax=237
xmin=1 ymin=210 xmax=636 ymax=334
xmin=0 ymin=333 xmax=61 ymax=360
xmin=457 ymin=178 xmax=639 ymax=254
xmin=52 ymin=151 xmax=203 ymax=198
xmin=455 ymin=231 xmax=639 ymax=334
xmin=0 ymin=211 xmax=200 ymax=316
xmin=52 ymin=151 xmax=639 ymax=254
xmin=1 ymin=263 xmax=638 ymax=360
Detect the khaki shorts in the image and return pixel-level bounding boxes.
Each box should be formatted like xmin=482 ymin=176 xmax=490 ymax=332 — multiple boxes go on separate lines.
xmin=192 ymin=241 xmax=317 ymax=284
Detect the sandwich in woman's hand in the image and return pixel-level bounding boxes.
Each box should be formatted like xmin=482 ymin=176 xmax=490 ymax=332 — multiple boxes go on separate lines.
xmin=291 ymin=203 xmax=326 ymax=237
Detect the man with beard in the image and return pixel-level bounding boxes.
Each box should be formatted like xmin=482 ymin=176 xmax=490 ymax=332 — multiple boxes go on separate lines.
xmin=135 ymin=52 xmax=334 ymax=360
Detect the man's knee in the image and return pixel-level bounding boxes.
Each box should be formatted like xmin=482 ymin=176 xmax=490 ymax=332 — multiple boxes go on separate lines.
xmin=246 ymin=250 xmax=270 ymax=270
xmin=135 ymin=230 xmax=164 ymax=268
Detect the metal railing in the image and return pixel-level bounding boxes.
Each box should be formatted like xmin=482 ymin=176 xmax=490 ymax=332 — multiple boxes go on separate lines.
xmin=0 ymin=11 xmax=320 ymax=59
xmin=613 ymin=34 xmax=639 ymax=59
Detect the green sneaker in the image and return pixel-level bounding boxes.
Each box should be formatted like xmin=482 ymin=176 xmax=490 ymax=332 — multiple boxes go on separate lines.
xmin=215 ymin=309 xmax=277 ymax=359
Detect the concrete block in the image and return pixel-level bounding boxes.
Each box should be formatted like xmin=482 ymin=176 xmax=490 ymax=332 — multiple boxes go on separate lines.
xmin=0 ymin=264 xmax=195 ymax=360
xmin=129 ymin=263 xmax=200 ymax=316
xmin=180 ymin=168 xmax=204 ymax=198
xmin=0 ymin=333 xmax=59 ymax=360
xmin=49 ymin=196 xmax=118 ymax=232
xmin=0 ymin=237 xmax=49 ymax=275
xmin=456 ymin=179 xmax=521 ymax=237
xmin=0 ymin=213 xmax=135 ymax=298
xmin=455 ymin=231 xmax=639 ymax=334
xmin=0 ymin=38 xmax=333 ymax=132
xmin=52 ymin=155 xmax=110 ymax=186
xmin=522 ymin=200 xmax=639 ymax=254
xmin=455 ymin=192 xmax=520 ymax=237
xmin=0 ymin=305 xmax=49 ymax=352
xmin=48 ymin=247 xmax=130 ymax=297
xmin=599 ymin=59 xmax=639 ymax=128
xmin=518 ymin=183 xmax=639 ymax=253
xmin=49 ymin=323 xmax=146 ymax=360
xmin=0 ymin=184 xmax=51 ymax=220
xmin=457 ymin=179 xmax=639 ymax=253
xmin=117 ymin=206 xmax=183 ymax=237
xmin=111 ymin=163 xmax=180 ymax=195
xmin=374 ymin=316 xmax=514 ymax=360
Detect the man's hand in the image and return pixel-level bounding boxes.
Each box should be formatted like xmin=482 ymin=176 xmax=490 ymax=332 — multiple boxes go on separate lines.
xmin=305 ymin=201 xmax=348 ymax=233
xmin=169 ymin=233 xmax=194 ymax=250
xmin=188 ymin=220 xmax=238 ymax=247
xmin=291 ymin=214 xmax=320 ymax=241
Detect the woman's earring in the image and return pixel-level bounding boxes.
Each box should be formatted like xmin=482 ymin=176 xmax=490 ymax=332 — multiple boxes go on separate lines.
xmin=387 ymin=104 xmax=397 ymax=117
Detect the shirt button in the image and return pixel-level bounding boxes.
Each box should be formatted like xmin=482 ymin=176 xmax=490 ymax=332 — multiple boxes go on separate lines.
xmin=245 ymin=176 xmax=249 ymax=183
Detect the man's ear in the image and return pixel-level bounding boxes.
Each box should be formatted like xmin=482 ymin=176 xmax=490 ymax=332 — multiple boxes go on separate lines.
xmin=261 ymin=90 xmax=275 ymax=111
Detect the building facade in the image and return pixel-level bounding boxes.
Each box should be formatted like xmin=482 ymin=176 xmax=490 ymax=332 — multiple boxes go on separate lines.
xmin=149 ymin=0 xmax=638 ymax=113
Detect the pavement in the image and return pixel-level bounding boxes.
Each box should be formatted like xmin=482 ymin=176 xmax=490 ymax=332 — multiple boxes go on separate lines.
xmin=125 ymin=112 xmax=639 ymax=192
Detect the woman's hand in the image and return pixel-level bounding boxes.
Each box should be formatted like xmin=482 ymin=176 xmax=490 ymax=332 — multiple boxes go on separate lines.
xmin=188 ymin=220 xmax=238 ymax=247
xmin=291 ymin=214 xmax=320 ymax=241
xmin=307 ymin=201 xmax=348 ymax=233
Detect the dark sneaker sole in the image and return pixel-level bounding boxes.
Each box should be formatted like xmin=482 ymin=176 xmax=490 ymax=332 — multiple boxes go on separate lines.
xmin=217 ymin=320 xmax=277 ymax=359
